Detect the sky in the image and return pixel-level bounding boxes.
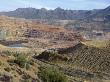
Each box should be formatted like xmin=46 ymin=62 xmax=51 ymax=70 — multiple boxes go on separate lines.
xmin=0 ymin=0 xmax=110 ymax=11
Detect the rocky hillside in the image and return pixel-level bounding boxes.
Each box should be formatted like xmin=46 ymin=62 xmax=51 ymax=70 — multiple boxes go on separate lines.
xmin=86 ymin=6 xmax=110 ymax=21
xmin=0 ymin=7 xmax=90 ymax=20
xmin=0 ymin=16 xmax=82 ymax=49
xmin=36 ymin=41 xmax=110 ymax=81
xmin=0 ymin=6 xmax=110 ymax=21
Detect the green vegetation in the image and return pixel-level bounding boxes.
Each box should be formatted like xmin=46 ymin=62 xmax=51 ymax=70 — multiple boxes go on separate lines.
xmin=7 ymin=52 xmax=31 ymax=69
xmin=38 ymin=66 xmax=68 ymax=82
xmin=2 ymin=50 xmax=13 ymax=56
xmin=2 ymin=50 xmax=25 ymax=57
xmin=14 ymin=55 xmax=29 ymax=68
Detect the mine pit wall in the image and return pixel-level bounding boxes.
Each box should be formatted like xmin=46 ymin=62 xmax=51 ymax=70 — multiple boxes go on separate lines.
xmin=24 ymin=29 xmax=83 ymax=41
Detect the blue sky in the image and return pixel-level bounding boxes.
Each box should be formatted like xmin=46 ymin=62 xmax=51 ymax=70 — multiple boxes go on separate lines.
xmin=0 ymin=0 xmax=110 ymax=11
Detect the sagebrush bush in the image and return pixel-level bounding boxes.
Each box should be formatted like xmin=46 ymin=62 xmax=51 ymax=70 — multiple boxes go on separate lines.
xmin=14 ymin=55 xmax=28 ymax=68
xmin=38 ymin=66 xmax=68 ymax=82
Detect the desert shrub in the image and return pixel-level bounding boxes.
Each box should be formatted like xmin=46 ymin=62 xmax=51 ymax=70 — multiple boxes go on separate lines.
xmin=2 ymin=51 xmax=13 ymax=56
xmin=14 ymin=55 xmax=31 ymax=70
xmin=4 ymin=67 xmax=11 ymax=72
xmin=7 ymin=53 xmax=31 ymax=69
xmin=2 ymin=51 xmax=23 ymax=57
xmin=38 ymin=66 xmax=68 ymax=82
xmin=29 ymin=59 xmax=35 ymax=65
xmin=13 ymin=52 xmax=21 ymax=57
xmin=25 ymin=64 xmax=30 ymax=70
xmin=14 ymin=55 xmax=28 ymax=68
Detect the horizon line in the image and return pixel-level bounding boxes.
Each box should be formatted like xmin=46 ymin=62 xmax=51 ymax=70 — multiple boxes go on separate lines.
xmin=0 ymin=5 xmax=109 ymax=12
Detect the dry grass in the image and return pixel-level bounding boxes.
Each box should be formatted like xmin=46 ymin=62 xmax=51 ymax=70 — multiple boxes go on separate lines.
xmin=0 ymin=52 xmax=39 ymax=82
xmin=82 ymin=40 xmax=109 ymax=48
